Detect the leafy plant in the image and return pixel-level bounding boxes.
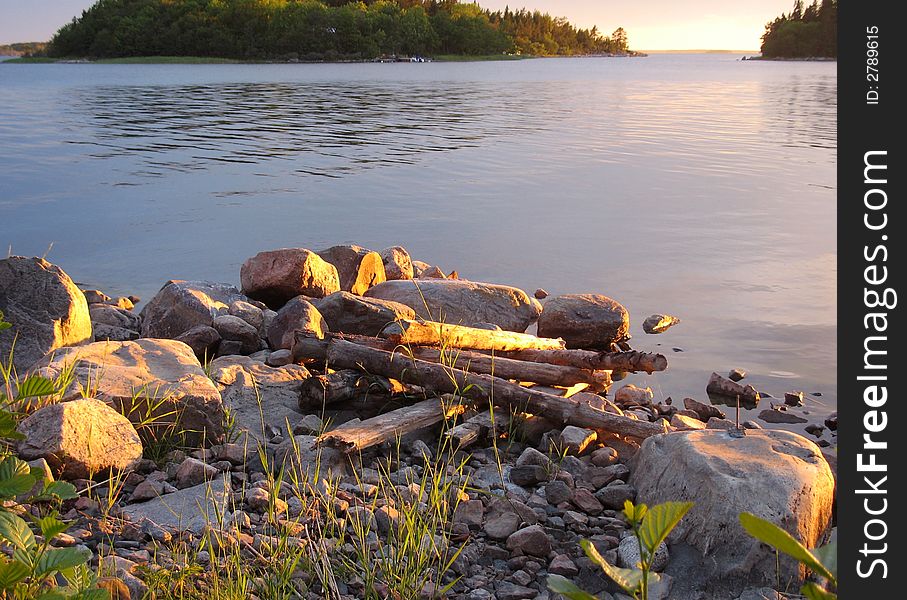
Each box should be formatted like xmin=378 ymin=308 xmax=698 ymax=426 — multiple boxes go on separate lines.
xmin=739 ymin=512 xmax=837 ymax=599
xmin=548 ymin=500 xmax=693 ymax=600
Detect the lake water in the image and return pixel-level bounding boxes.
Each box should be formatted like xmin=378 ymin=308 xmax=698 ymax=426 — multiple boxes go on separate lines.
xmin=0 ymin=54 xmax=837 ymax=429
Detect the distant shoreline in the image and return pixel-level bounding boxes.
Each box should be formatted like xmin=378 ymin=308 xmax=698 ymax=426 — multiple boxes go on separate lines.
xmin=742 ymin=55 xmax=836 ymax=62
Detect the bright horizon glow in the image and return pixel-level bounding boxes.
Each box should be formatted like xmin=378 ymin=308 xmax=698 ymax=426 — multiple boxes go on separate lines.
xmin=0 ymin=0 xmax=795 ymax=50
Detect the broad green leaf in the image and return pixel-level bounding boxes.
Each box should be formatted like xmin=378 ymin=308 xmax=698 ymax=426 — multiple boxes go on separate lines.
xmin=638 ymin=501 xmax=694 ymax=555
xmin=35 ymin=591 xmax=70 ymax=600
xmin=0 ymin=456 xmax=37 ymax=498
xmin=0 ymin=511 xmax=37 ymax=567
xmin=813 ymin=540 xmax=837 ymax=580
xmin=35 ymin=480 xmax=80 ymax=502
xmin=546 ymin=574 xmax=600 ymax=600
xmin=580 ymin=538 xmax=656 ymax=593
xmin=36 ymin=546 xmax=92 ymax=578
xmin=622 ymin=499 xmax=647 ymax=525
xmin=739 ymin=513 xmax=835 ymax=584
xmin=801 ymin=582 xmax=837 ymax=600
xmin=78 ymin=590 xmax=113 ymax=600
xmin=34 ymin=514 xmax=71 ymax=540
xmin=0 ymin=410 xmax=22 ymax=440
xmin=15 ymin=374 xmax=56 ymax=399
xmin=0 ymin=557 xmax=30 ymax=589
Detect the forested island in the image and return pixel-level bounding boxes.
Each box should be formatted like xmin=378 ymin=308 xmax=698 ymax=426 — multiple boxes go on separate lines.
xmin=42 ymin=0 xmax=634 ymax=61
xmin=760 ymin=0 xmax=836 ymax=58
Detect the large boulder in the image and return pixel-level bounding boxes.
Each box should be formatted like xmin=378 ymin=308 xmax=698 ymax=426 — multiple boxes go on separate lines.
xmin=212 ymin=315 xmax=260 ymax=355
xmin=380 ymin=246 xmax=414 ymax=280
xmin=267 ymin=296 xmax=328 ymax=350
xmin=208 ymin=356 xmax=310 ymax=442
xmin=17 ymin=398 xmax=143 ymax=479
xmin=312 ymin=291 xmax=415 ymax=336
xmin=0 ymin=257 xmax=92 ymax=372
xmin=240 ymin=248 xmax=340 ymax=308
xmin=363 ymin=279 xmax=542 ymax=332
xmin=139 ymin=280 xmax=246 ymax=339
xmin=316 ymin=245 xmax=386 ymax=295
xmin=32 ymin=339 xmax=226 ymax=445
xmin=630 ymin=430 xmax=835 ymax=590
xmin=537 ymin=294 xmax=629 ymax=349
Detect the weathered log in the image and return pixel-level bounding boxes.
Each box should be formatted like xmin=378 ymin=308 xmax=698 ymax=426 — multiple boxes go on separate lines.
xmin=380 ymin=319 xmax=565 ymax=352
xmin=493 ymin=348 xmax=668 ymax=374
xmin=298 ymin=369 xmax=406 ymax=410
xmin=445 ymin=410 xmax=508 ymax=448
xmin=318 ymin=397 xmax=466 ymax=453
xmin=293 ymin=333 xmax=669 ymax=439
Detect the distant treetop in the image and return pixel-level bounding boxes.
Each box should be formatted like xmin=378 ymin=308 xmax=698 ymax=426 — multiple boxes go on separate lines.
xmin=760 ymin=0 xmax=837 ymax=58
xmin=46 ymin=0 xmax=636 ymax=60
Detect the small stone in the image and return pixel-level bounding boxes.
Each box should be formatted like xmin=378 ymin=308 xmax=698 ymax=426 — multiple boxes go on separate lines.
xmin=214 ymin=443 xmax=249 ymax=465
xmin=706 ymin=417 xmax=738 ymax=430
xmin=683 ymin=397 xmax=726 ymax=421
xmin=506 ymin=524 xmax=551 ymax=558
xmin=758 ymin=409 xmax=808 ymax=424
xmin=266 ymin=349 xmax=293 ymax=367
xmin=784 ymin=391 xmax=805 ymax=407
xmin=380 ymin=246 xmax=414 ymax=280
xmin=484 ymin=509 xmax=521 ymax=541
xmin=670 ymin=413 xmax=706 ymax=431
xmin=614 ymin=385 xmax=654 ymax=407
xmin=494 ymin=581 xmax=536 ymax=600
xmin=642 ymin=314 xmax=681 ymax=334
xmin=558 ymin=426 xmax=597 ymax=456
xmin=534 ymin=288 xmax=549 ymax=300
xmin=510 ymin=465 xmax=548 ymax=487
xmin=375 ymin=505 xmax=401 ymax=535
xmin=728 ymin=368 xmax=747 ymax=382
xmin=563 ymin=510 xmax=589 ymax=527
xmin=549 ymin=553 xmax=579 ymax=576
xmin=544 ymin=480 xmax=573 ymax=505
xmin=228 ymin=300 xmax=264 ymax=331
xmin=509 ymin=569 xmax=532 ymax=586
xmin=571 ymin=488 xmax=603 ymax=515
xmin=824 ymin=413 xmax=837 ymax=431
xmin=213 ymin=314 xmax=260 ymax=355
xmin=743 ymin=420 xmax=762 ymax=429
xmin=515 ymin=447 xmax=552 ymax=469
xmin=294 ymin=414 xmax=324 ymax=436
xmin=595 ymin=483 xmax=636 ymax=509
xmin=618 ymin=534 xmax=669 ymax=571
xmin=175 ymin=458 xmax=218 ymax=489
xmin=454 ymin=500 xmax=484 ymax=528
xmin=804 ymin=424 xmax=825 ymax=437
xmin=131 ymin=479 xmax=165 ymax=502
xmin=590 ymin=446 xmax=619 ymax=467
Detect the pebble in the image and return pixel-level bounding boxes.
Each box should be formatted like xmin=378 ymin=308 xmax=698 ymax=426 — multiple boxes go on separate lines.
xmin=728 ymin=368 xmax=747 ymax=382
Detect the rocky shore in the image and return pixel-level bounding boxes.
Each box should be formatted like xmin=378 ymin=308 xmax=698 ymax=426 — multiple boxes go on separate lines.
xmin=0 ymin=245 xmax=836 ymax=600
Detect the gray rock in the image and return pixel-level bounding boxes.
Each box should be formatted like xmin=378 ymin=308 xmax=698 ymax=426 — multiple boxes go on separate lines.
xmin=707 ymin=372 xmax=760 ymax=406
xmin=0 ymin=256 xmax=92 ymax=372
xmin=267 ymin=296 xmax=328 ymax=350
xmin=534 ymin=288 xmax=549 ymax=300
xmin=92 ymin=322 xmax=139 ymax=342
xmin=737 ymin=588 xmax=784 ymax=600
xmin=312 ymin=291 xmax=415 ymax=337
xmin=824 ymin=412 xmax=837 ymax=431
xmin=571 ymin=488 xmax=603 ymax=515
xmin=379 ymin=246 xmax=414 ymax=280
xmin=614 ymin=384 xmax=654 ymax=407
xmin=271 ymin=435 xmax=348 ymax=480
xmin=32 ymin=339 xmax=225 ymax=445
xmin=516 ymin=447 xmax=553 ymax=469
xmin=213 ymin=315 xmax=260 ymax=355
xmin=758 ymin=409 xmax=808 ymax=424
xmin=591 ymin=446 xmax=619 ymax=467
xmin=630 ymin=429 xmax=834 ymax=588
xmin=208 ymin=355 xmax=310 ymax=443
xmin=506 ymin=524 xmax=551 ymax=558
xmin=454 ymin=499 xmax=484 ymax=528
xmin=121 ymin=476 xmax=232 ymax=534
xmin=175 ymin=457 xmax=218 ymax=489
xmin=364 ymin=279 xmax=542 ymax=332
xmin=545 ymin=480 xmax=573 ymax=505
xmin=17 ymin=398 xmax=142 ymax=479
xmin=595 ymin=484 xmax=636 ymax=509
xmin=172 ymin=327 xmax=220 ymax=363
xmin=537 ymin=294 xmax=629 ymax=349
xmin=509 ymin=465 xmax=548 ymax=487
xmin=484 ymin=500 xmax=522 ymax=540
xmin=139 ymin=280 xmax=246 ymax=339
xmin=683 ymin=397 xmax=726 ymax=421
xmin=642 ymin=314 xmax=681 ymax=334
xmin=670 ymin=413 xmax=706 ymax=431
xmin=240 ymin=248 xmax=340 ymax=308
xmin=495 ymin=581 xmax=536 ymax=600
xmin=784 ymin=391 xmax=805 ymax=407
xmin=728 ymin=368 xmax=747 ymax=382
xmin=131 ymin=478 xmax=165 ymax=502
xmin=228 ymin=300 xmax=264 ymax=331
xmin=618 ymin=535 xmax=669 ymax=571
xmin=558 ymin=425 xmax=597 ymax=455
xmin=706 ymin=417 xmax=738 ymax=430
xmin=266 ymin=349 xmax=292 ymax=367
xmin=90 ymin=304 xmax=141 ymax=331
xmin=316 ymin=245 xmax=386 ymax=295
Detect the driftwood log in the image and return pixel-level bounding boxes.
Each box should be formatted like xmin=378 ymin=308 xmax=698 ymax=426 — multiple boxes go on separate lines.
xmin=293 ymin=333 xmax=670 ymax=440
xmin=298 ymin=369 xmax=408 ymax=409
xmin=446 ymin=410 xmax=508 ymax=448
xmin=318 ymin=396 xmax=467 ymax=453
xmin=492 ymin=348 xmax=668 ymax=374
xmin=380 ymin=319 xmax=566 ymax=352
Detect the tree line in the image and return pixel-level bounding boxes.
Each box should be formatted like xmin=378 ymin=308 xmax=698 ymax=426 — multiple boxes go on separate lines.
xmin=47 ymin=0 xmax=632 ymax=60
xmin=760 ymin=0 xmax=837 ymax=58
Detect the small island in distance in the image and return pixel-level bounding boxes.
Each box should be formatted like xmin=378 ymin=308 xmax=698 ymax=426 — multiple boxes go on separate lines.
xmin=6 ymin=0 xmax=640 ymax=63
xmin=755 ymin=0 xmax=837 ymax=59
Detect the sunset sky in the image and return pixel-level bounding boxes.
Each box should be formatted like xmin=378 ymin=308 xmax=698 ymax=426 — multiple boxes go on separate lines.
xmin=1 ymin=0 xmax=795 ymax=50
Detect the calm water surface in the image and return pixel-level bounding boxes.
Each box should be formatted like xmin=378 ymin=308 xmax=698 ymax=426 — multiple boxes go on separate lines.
xmin=0 ymin=55 xmax=837 ymax=427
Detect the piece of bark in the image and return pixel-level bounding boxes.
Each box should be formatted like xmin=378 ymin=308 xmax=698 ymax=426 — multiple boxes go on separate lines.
xmin=492 ymin=348 xmax=667 ymax=374
xmin=318 ymin=397 xmax=466 ymax=453
xmin=298 ymin=369 xmax=405 ymax=409
xmin=706 ymin=372 xmax=760 ymax=405
xmin=293 ymin=333 xmax=670 ymax=439
xmin=380 ymin=319 xmax=565 ymax=352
